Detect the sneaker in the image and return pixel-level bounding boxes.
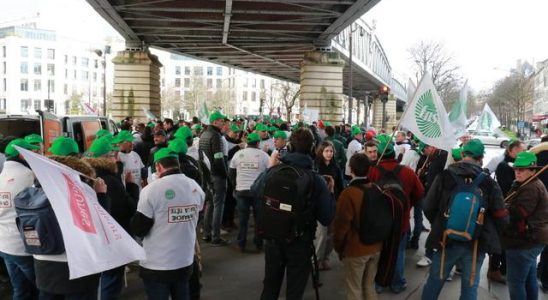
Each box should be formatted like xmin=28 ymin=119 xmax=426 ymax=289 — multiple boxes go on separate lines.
xmin=202 ymin=236 xmax=212 ymax=243
xmin=446 ymin=270 xmax=454 ymax=281
xmin=416 ymin=256 xmax=432 ymax=267
xmin=391 ymin=284 xmax=407 ymax=294
xmin=211 ymin=238 xmax=230 ymax=247
xmin=375 ymin=285 xmax=384 ymax=294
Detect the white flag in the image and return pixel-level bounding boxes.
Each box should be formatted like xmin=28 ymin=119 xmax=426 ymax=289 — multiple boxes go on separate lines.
xmin=399 ymin=72 xmax=457 ymax=151
xmin=448 ymin=81 xmax=469 ymax=136
xmin=198 ymin=102 xmax=209 ymax=125
xmin=14 ymin=146 xmax=146 ymax=279
xmin=476 ymin=103 xmax=501 ymax=132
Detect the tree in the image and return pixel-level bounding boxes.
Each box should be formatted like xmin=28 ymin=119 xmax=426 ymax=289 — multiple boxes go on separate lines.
xmin=408 ymin=41 xmax=462 ymax=104
xmin=69 ymin=92 xmax=83 ymax=115
xmin=263 ymin=84 xmax=279 ymax=117
xmin=182 ymin=75 xmax=205 ymax=118
xmin=161 ymin=85 xmax=182 ymax=119
xmin=275 ymin=82 xmax=300 ymax=121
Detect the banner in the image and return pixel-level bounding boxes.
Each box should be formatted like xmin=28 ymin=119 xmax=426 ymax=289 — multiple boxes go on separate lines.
xmin=448 ymin=81 xmax=469 ymax=136
xmin=476 ymin=103 xmax=501 ymax=132
xmin=399 ymin=72 xmax=457 ymax=151
xmin=15 ymin=146 xmax=146 ymax=279
xmin=142 ymin=108 xmax=157 ymax=120
xmin=198 ymin=102 xmax=209 ymax=125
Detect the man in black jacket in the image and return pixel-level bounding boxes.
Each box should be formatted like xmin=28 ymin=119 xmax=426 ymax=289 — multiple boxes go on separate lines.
xmin=199 ymin=111 xmax=229 ymax=246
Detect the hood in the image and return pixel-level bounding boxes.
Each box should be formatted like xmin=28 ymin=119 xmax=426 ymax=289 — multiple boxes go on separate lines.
xmin=447 ymin=160 xmax=483 ymax=177
xmin=82 ymin=157 xmax=118 ymax=175
xmin=280 ymin=152 xmax=313 ymax=169
xmin=48 ymin=155 xmax=96 ymax=178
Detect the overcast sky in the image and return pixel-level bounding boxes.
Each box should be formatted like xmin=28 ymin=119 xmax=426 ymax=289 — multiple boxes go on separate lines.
xmin=1 ymin=0 xmax=547 ymax=93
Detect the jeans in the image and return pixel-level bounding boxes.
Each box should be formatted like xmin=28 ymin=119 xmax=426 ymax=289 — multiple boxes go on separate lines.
xmin=222 ymin=180 xmax=237 ymax=227
xmin=392 ymin=232 xmax=408 ymax=290
xmin=142 ymin=268 xmax=192 ymax=300
xmin=39 ymin=289 xmax=97 ymax=300
xmin=235 ymin=193 xmax=261 ymax=249
xmin=538 ymin=246 xmax=548 ymax=289
xmin=100 ymin=266 xmax=125 ymax=300
xmin=261 ymin=239 xmax=312 ymax=300
xmin=314 ymin=222 xmax=333 ymax=262
xmin=506 ymin=245 xmax=545 ymax=300
xmin=421 ymin=242 xmax=485 ymax=300
xmin=204 ymin=176 xmax=227 ymax=240
xmin=0 ymin=251 xmax=37 ymax=300
xmin=411 ymin=203 xmax=424 ymax=242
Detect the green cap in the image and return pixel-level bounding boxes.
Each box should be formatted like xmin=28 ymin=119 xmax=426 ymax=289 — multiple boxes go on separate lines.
xmin=86 ymin=136 xmax=119 ymax=158
xmin=209 ymin=111 xmax=227 ymax=123
xmin=153 ymin=148 xmax=178 ymax=163
xmin=48 ymin=136 xmax=80 ymax=156
xmin=5 ymin=138 xmax=40 ymax=158
xmin=462 ymin=139 xmax=485 ymax=158
xmin=255 ymin=123 xmax=268 ymax=132
xmin=268 ymin=126 xmax=277 ymax=132
xmin=451 ymin=148 xmax=462 ymax=161
xmin=112 ymin=130 xmax=134 ymax=143
xmin=229 ymin=124 xmax=241 ymax=133
xmin=168 ymin=138 xmax=188 ymax=155
xmin=418 ymin=142 xmax=427 ymax=154
xmin=147 ymin=122 xmax=155 ymax=128
xmin=351 ymin=125 xmax=363 ymax=136
xmin=512 ymin=151 xmax=538 ymax=168
xmin=192 ymin=124 xmax=202 ymax=131
xmin=174 ymin=126 xmax=192 ymax=139
xmin=273 ymin=131 xmax=287 ymax=140
xmin=24 ymin=134 xmax=43 ymax=145
xmin=324 ymin=121 xmax=332 ymax=127
xmin=247 ymin=132 xmax=260 ymax=144
xmin=95 ymin=129 xmax=112 ymax=140
xmin=376 ymin=134 xmax=395 ymax=156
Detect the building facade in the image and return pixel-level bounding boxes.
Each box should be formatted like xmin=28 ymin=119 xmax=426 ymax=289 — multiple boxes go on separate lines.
xmin=534 ymin=59 xmax=548 ymax=116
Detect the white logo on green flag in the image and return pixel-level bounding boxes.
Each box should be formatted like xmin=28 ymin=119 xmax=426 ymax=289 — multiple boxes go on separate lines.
xmin=414 ymin=90 xmax=441 ymax=138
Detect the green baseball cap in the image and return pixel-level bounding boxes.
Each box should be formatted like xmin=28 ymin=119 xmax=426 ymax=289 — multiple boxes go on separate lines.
xmin=209 ymin=111 xmax=227 ymax=123
xmin=376 ymin=134 xmax=395 ymax=156
xmin=351 ymin=125 xmax=363 ymax=136
xmin=230 ymin=124 xmax=241 ymax=133
xmin=5 ymin=138 xmax=40 ymax=158
xmin=153 ymin=148 xmax=178 ymax=163
xmin=147 ymin=121 xmax=155 ymax=128
xmin=512 ymin=151 xmax=538 ymax=168
xmin=451 ymin=148 xmax=462 ymax=161
xmin=192 ymin=124 xmax=202 ymax=131
xmin=168 ymin=138 xmax=188 ymax=155
xmin=48 ymin=136 xmax=80 ymax=156
xmin=95 ymin=129 xmax=112 ymax=140
xmin=324 ymin=121 xmax=332 ymax=127
xmin=85 ymin=136 xmax=119 ymax=158
xmin=462 ymin=139 xmax=485 ymax=158
xmin=24 ymin=134 xmax=43 ymax=145
xmin=418 ymin=142 xmax=427 ymax=154
xmin=112 ymin=130 xmax=134 ymax=144
xmin=174 ymin=126 xmax=192 ymax=139
xmin=247 ymin=132 xmax=260 ymax=144
xmin=255 ymin=123 xmax=268 ymax=132
xmin=268 ymin=126 xmax=277 ymax=132
xmin=273 ymin=131 xmax=287 ymax=140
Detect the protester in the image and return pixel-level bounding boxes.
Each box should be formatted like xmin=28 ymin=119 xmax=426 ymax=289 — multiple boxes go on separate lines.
xmin=48 ymin=136 xmax=80 ymax=157
xmin=114 ymin=130 xmax=147 ymax=189
xmin=345 ymin=125 xmax=363 ymax=176
xmin=147 ymin=129 xmax=168 ymax=176
xmin=324 ymin=124 xmax=347 ymax=172
xmin=363 ymin=141 xmax=378 ymax=163
xmin=394 ymin=131 xmax=411 ymax=162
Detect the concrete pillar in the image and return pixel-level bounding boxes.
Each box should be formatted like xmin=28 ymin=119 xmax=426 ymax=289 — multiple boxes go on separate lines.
xmin=371 ymin=95 xmax=398 ymax=131
xmin=111 ymin=50 xmax=162 ymax=121
xmin=300 ymin=51 xmax=345 ymax=124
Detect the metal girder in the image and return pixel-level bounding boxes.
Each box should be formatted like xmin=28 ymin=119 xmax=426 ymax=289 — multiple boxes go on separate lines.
xmin=123 ymin=17 xmax=332 ymax=26
xmin=232 ymin=0 xmax=355 ymax=5
xmin=131 ymin=25 xmax=324 ymax=35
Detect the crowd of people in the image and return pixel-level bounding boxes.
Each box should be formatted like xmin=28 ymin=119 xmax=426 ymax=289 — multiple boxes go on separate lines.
xmin=0 ymin=110 xmax=546 ymax=300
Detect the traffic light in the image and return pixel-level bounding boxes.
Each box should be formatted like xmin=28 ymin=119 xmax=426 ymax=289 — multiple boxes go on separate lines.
xmin=379 ymin=86 xmax=390 ymax=103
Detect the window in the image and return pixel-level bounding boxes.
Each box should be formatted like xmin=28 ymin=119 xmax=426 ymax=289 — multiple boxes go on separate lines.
xmin=184 ymin=91 xmax=190 ymax=101
xmin=244 ymin=78 xmax=248 ymax=87
xmin=0 ymin=98 xmax=6 ymax=111
xmin=184 ymin=78 xmax=190 ymax=88
xmin=64 ymin=55 xmax=68 ymax=64
xmin=72 ymin=56 xmax=77 ymax=65
xmin=93 ymin=72 xmax=97 ymax=81
xmin=47 ymin=64 xmax=55 ymax=76
xmin=207 ymin=79 xmax=213 ymax=89
xmin=2 ymin=46 xmax=5 ymax=58
xmin=20 ymin=99 xmax=31 ymax=112
xmin=207 ymin=67 xmax=213 ymax=76
xmin=251 ymin=91 xmax=256 ymax=101
xmin=20 ymin=62 xmax=28 ymax=74
xmin=64 ymin=84 xmax=68 ymax=95
xmin=216 ymin=79 xmax=222 ymax=89
xmin=21 ymin=46 xmax=28 ymax=57
xmin=252 ymin=79 xmax=256 ymax=88
xmin=48 ymin=80 xmax=55 ymax=93
xmin=47 ymin=49 xmax=55 ymax=60
xmin=34 ymin=99 xmax=41 ymax=110
xmin=175 ymin=66 xmax=181 ymax=75
xmin=81 ymin=58 xmax=89 ymax=68
xmin=2 ymin=62 xmax=5 ymax=74
xmin=175 ymin=78 xmax=181 ymax=87
xmin=184 ymin=66 xmax=190 ymax=75
xmin=216 ymin=67 xmax=222 ymax=76
xmin=73 ymin=70 xmax=77 ymax=80
xmin=260 ymin=79 xmax=265 ymax=89
xmin=82 ymin=71 xmax=89 ymax=80
xmin=194 ymin=66 xmax=203 ymax=76
xmin=242 ymin=91 xmax=247 ymax=101
xmin=94 ymin=59 xmax=98 ymax=68
xmin=34 ymin=47 xmax=42 ymax=59
xmin=65 ymin=69 xmax=68 ymax=79
xmin=33 ymin=80 xmax=41 ymax=91
xmin=34 ymin=63 xmax=41 ymax=75
xmin=2 ymin=79 xmax=5 ymax=91
xmin=20 ymin=79 xmax=28 ymax=91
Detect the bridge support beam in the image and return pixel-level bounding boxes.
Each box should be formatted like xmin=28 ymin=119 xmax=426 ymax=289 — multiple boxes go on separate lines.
xmin=371 ymin=95 xmax=397 ymax=131
xmin=300 ymin=50 xmax=345 ymax=124
xmin=111 ymin=50 xmax=162 ymax=121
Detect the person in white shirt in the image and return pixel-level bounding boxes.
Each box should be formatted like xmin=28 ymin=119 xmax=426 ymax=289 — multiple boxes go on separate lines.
xmin=229 ymin=133 xmax=270 ymax=252
xmin=394 ymin=131 xmax=411 ymax=162
xmin=114 ymin=130 xmax=146 ymax=189
xmin=345 ymin=125 xmax=364 ymax=176
xmin=131 ymin=148 xmax=205 ymax=300
xmin=256 ymin=124 xmax=275 ymax=154
xmin=0 ymin=138 xmax=40 ymax=299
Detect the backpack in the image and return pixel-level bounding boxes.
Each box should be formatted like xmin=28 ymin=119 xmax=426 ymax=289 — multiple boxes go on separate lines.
xmin=373 ymin=165 xmax=409 ymax=211
xmin=257 ymin=164 xmax=315 ymax=242
xmin=356 ymin=183 xmax=396 ymax=245
xmin=180 ymin=154 xmax=203 ymax=187
xmin=14 ymin=187 xmax=65 ymax=255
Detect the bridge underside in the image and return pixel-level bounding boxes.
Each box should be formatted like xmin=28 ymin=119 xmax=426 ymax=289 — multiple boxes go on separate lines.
xmin=87 ymin=0 xmax=381 ymax=90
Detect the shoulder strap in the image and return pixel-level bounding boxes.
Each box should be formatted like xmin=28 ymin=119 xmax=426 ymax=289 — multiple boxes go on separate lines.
xmin=376 ymin=165 xmax=387 ymax=176
xmin=471 ymin=172 xmax=487 ymax=189
xmin=448 ymin=170 xmax=465 ymax=187
xmin=393 ymin=165 xmax=403 ymax=176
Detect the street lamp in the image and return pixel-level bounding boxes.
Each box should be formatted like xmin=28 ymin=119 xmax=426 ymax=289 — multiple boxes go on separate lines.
xmin=347 ymin=23 xmax=364 ymax=124
xmin=94 ymin=46 xmax=111 ymax=116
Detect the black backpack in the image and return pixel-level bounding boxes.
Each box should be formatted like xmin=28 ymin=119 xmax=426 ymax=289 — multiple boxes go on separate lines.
xmin=14 ymin=187 xmax=65 ymax=255
xmin=355 ymin=183 xmax=396 ymax=245
xmin=257 ymin=164 xmax=315 ymax=242
xmin=179 ymin=154 xmax=203 ymax=187
xmin=374 ymin=165 xmax=410 ymax=211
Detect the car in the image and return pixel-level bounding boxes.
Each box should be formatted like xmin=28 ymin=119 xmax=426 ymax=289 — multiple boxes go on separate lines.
xmin=472 ymin=131 xmax=509 ymax=148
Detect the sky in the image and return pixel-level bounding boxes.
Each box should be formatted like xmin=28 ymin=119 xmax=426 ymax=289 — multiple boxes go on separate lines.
xmin=1 ymin=0 xmax=547 ymax=93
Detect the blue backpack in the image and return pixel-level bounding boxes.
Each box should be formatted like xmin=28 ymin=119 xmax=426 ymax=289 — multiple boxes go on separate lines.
xmin=14 ymin=187 xmax=65 ymax=255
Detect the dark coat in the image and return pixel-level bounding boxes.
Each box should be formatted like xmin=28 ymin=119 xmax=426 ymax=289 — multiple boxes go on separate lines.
xmin=423 ymin=160 xmax=509 ymax=254
xmin=495 ymin=154 xmax=516 ymax=197
xmin=314 ymin=159 xmax=344 ymax=199
xmin=324 ymin=136 xmax=347 ymax=172
xmin=199 ymin=126 xmax=227 ymax=178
